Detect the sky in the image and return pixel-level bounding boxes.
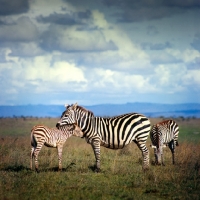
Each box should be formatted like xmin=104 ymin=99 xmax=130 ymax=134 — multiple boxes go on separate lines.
xmin=0 ymin=0 xmax=200 ymax=106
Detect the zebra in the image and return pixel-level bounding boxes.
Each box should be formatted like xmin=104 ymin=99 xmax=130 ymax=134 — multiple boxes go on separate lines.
xmin=56 ymin=103 xmax=151 ymax=172
xmin=30 ymin=123 xmax=83 ymax=172
xmin=150 ymin=120 xmax=179 ymax=166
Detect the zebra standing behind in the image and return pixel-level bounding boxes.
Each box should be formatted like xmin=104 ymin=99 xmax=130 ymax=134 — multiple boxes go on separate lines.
xmin=150 ymin=120 xmax=179 ymax=166
xmin=56 ymin=103 xmax=151 ymax=172
xmin=30 ymin=123 xmax=83 ymax=172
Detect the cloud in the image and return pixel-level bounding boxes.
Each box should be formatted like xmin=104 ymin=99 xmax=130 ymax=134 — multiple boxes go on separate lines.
xmin=150 ymin=52 xmax=182 ymax=65
xmin=40 ymin=24 xmax=117 ymax=52
xmin=0 ymin=17 xmax=39 ymax=43
xmin=84 ymin=68 xmax=157 ymax=94
xmin=36 ymin=10 xmax=92 ymax=25
xmin=0 ymin=55 xmax=87 ymax=98
xmin=141 ymin=42 xmax=172 ymax=50
xmin=186 ymin=57 xmax=200 ymax=70
xmin=191 ymin=33 xmax=200 ymax=51
xmin=102 ymin=0 xmax=187 ymax=22
xmin=152 ymin=65 xmax=186 ymax=93
xmin=7 ymin=43 xmax=44 ymax=57
xmin=0 ymin=0 xmax=29 ymax=16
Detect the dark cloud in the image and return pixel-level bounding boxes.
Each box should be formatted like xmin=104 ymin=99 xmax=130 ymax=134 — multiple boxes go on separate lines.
xmin=0 ymin=17 xmax=39 ymax=43
xmin=102 ymin=0 xmax=199 ymax=22
xmin=39 ymin=24 xmax=117 ymax=53
xmin=191 ymin=33 xmax=200 ymax=51
xmin=102 ymin=0 xmax=200 ymax=9
xmin=164 ymin=0 xmax=200 ymax=8
xmin=146 ymin=25 xmax=159 ymax=36
xmin=141 ymin=42 xmax=172 ymax=50
xmin=36 ymin=10 xmax=92 ymax=25
xmin=0 ymin=0 xmax=29 ymax=16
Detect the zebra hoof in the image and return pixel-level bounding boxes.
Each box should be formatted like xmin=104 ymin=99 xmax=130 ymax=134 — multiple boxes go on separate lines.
xmin=95 ymin=168 xmax=101 ymax=173
xmin=143 ymin=166 xmax=149 ymax=172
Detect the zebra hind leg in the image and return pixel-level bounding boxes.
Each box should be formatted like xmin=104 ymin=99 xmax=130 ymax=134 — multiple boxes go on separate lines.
xmin=168 ymin=140 xmax=175 ymax=164
xmin=34 ymin=145 xmax=43 ymax=173
xmin=30 ymin=147 xmax=34 ymax=170
xmin=91 ymin=139 xmax=101 ymax=173
xmin=134 ymin=141 xmax=149 ymax=171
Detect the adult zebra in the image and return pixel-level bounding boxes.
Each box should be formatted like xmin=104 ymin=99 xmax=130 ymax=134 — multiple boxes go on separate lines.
xmin=30 ymin=123 xmax=83 ymax=172
xmin=56 ymin=103 xmax=151 ymax=172
xmin=150 ymin=120 xmax=179 ymax=166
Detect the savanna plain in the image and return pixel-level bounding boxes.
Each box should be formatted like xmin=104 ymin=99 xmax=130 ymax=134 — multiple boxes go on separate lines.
xmin=0 ymin=117 xmax=200 ymax=200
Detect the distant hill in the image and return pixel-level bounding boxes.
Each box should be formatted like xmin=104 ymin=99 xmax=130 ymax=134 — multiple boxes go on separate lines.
xmin=0 ymin=103 xmax=200 ymax=118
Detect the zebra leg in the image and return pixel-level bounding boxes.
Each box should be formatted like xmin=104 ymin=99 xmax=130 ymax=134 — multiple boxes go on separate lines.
xmin=57 ymin=144 xmax=63 ymax=171
xmin=34 ymin=143 xmax=43 ymax=173
xmin=134 ymin=141 xmax=149 ymax=170
xmin=154 ymin=148 xmax=159 ymax=165
xmin=30 ymin=147 xmax=34 ymax=170
xmin=91 ymin=138 xmax=101 ymax=172
xmin=160 ymin=147 xmax=165 ymax=166
xmin=168 ymin=140 xmax=175 ymax=164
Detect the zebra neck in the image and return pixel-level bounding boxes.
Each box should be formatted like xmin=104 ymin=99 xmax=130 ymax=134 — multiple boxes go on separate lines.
xmin=77 ymin=116 xmax=97 ymax=135
xmin=58 ymin=127 xmax=72 ymax=138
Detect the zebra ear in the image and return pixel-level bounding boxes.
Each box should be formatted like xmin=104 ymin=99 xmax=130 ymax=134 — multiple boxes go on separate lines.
xmin=72 ymin=102 xmax=78 ymax=109
xmin=64 ymin=104 xmax=69 ymax=108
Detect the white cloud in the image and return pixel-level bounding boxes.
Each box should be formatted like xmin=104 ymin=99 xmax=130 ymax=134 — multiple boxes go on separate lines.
xmin=152 ymin=65 xmax=189 ymax=93
xmin=166 ymin=49 xmax=200 ymax=63
xmin=184 ymin=70 xmax=200 ymax=87
xmin=85 ymin=68 xmax=156 ymax=94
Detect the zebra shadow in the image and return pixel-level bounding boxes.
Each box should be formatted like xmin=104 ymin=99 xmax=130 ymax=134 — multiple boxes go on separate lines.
xmin=37 ymin=162 xmax=77 ymax=172
xmin=3 ymin=165 xmax=30 ymax=172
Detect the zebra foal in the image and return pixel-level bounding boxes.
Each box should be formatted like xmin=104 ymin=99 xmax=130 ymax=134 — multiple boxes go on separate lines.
xmin=56 ymin=103 xmax=151 ymax=172
xmin=30 ymin=123 xmax=83 ymax=172
xmin=150 ymin=120 xmax=179 ymax=165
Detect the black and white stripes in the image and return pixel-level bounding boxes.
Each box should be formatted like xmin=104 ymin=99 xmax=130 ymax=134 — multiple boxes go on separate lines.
xmin=30 ymin=123 xmax=83 ymax=172
xmin=150 ymin=120 xmax=179 ymax=165
xmin=56 ymin=103 xmax=151 ymax=171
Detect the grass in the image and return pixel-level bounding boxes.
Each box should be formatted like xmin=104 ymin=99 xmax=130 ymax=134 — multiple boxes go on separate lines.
xmin=0 ymin=117 xmax=200 ymax=199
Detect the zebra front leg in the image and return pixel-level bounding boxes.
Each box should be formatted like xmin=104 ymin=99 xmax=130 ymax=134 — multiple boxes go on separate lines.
xmin=91 ymin=139 xmax=101 ymax=172
xmin=57 ymin=144 xmax=63 ymax=171
xmin=160 ymin=147 xmax=165 ymax=166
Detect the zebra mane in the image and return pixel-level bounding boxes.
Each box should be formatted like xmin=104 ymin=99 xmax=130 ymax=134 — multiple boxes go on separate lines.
xmin=76 ymin=105 xmax=94 ymax=116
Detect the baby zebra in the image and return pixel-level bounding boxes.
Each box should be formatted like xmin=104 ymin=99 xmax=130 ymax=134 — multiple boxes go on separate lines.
xmin=150 ymin=120 xmax=179 ymax=166
xmin=30 ymin=123 xmax=83 ymax=172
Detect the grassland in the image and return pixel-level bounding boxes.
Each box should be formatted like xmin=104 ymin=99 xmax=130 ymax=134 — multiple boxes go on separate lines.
xmin=0 ymin=117 xmax=200 ymax=200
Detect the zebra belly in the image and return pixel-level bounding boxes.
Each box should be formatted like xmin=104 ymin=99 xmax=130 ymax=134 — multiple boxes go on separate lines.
xmin=44 ymin=142 xmax=57 ymax=148
xmin=100 ymin=139 xmax=128 ymax=149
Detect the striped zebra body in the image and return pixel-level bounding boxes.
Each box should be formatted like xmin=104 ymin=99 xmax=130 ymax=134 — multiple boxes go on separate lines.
xmin=150 ymin=120 xmax=179 ymax=165
xmin=30 ymin=123 xmax=83 ymax=172
xmin=56 ymin=103 xmax=151 ymax=172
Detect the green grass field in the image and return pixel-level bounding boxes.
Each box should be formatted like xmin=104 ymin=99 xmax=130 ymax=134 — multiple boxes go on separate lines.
xmin=0 ymin=117 xmax=200 ymax=200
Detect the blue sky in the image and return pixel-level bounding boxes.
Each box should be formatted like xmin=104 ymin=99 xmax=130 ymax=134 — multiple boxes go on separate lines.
xmin=0 ymin=0 xmax=200 ymax=106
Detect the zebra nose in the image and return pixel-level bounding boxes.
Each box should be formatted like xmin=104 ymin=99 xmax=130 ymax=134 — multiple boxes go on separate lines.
xmin=56 ymin=123 xmax=60 ymax=128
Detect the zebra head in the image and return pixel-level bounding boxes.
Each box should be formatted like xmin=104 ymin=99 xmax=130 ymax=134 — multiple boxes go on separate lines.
xmin=56 ymin=103 xmax=95 ymax=134
xmin=72 ymin=123 xmax=84 ymax=137
xmin=56 ymin=103 xmax=78 ymax=128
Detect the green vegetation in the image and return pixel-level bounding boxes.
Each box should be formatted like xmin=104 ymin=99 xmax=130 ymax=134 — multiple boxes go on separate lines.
xmin=0 ymin=117 xmax=200 ymax=199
